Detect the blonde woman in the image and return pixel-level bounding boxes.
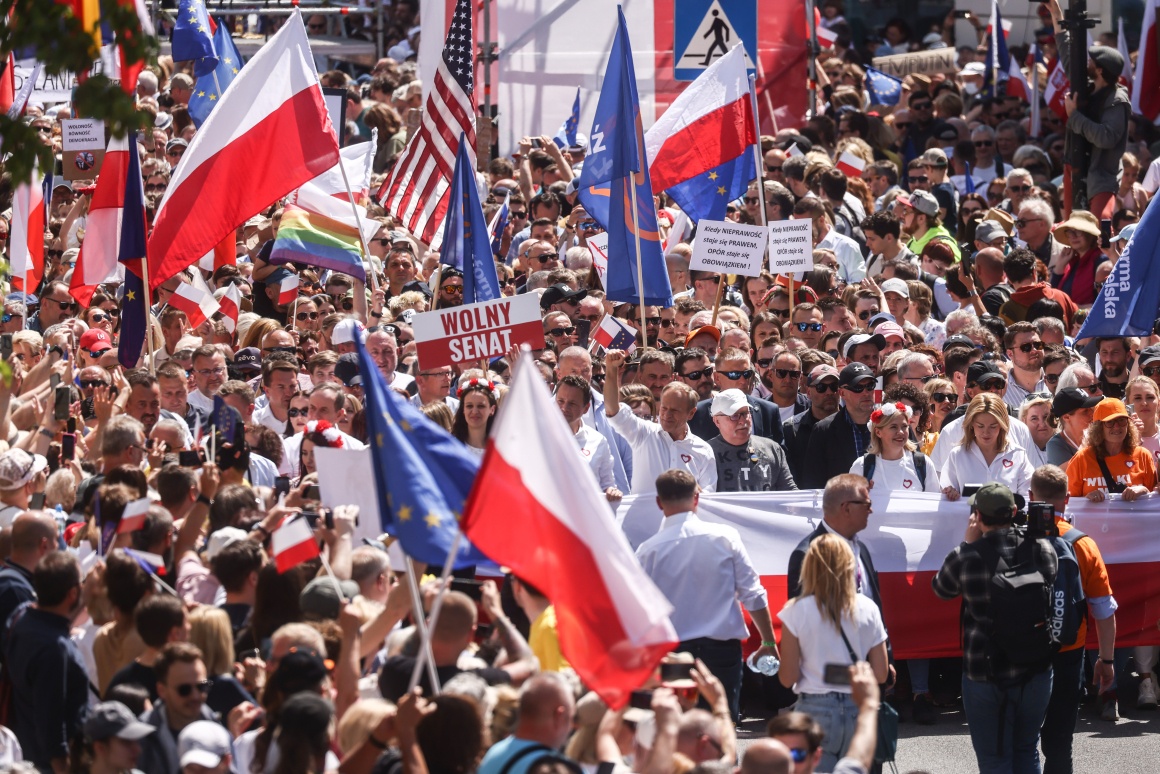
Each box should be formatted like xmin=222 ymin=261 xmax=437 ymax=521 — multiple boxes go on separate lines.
xmin=923 ymin=378 xmax=957 ymax=450
xmin=187 ymin=606 xmax=255 ymax=716
xmin=941 ymin=393 xmax=1035 ymax=500
xmin=778 ymin=534 xmax=889 ymax=772
xmin=1126 ymin=376 xmax=1160 ymax=467
xmin=850 ymin=401 xmax=941 ymax=492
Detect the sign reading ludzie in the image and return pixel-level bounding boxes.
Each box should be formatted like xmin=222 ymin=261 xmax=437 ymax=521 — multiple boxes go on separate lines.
xmin=412 ymin=294 xmax=545 ymax=368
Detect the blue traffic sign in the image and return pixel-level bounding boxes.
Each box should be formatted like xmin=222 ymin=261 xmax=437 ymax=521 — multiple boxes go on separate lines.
xmin=674 ymin=0 xmax=757 ymax=81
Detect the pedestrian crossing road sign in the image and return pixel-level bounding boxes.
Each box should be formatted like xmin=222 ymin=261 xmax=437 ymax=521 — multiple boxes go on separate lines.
xmin=674 ymin=0 xmax=757 ymax=81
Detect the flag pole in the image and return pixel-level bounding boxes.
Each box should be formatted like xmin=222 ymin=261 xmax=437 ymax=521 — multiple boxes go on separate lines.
xmin=407 ymin=531 xmax=462 ymax=691
xmin=628 ymin=181 xmax=649 ymax=349
xmin=709 ymin=274 xmax=726 ymax=327
xmin=318 ymin=550 xmax=350 ymax=613
xmin=141 ymin=258 xmax=156 ymax=375
xmin=404 ymin=557 xmax=442 ymax=693
xmin=748 ymin=72 xmax=770 ymax=273
xmin=335 ymin=148 xmax=381 ymax=292
xmin=804 ymin=0 xmax=818 ymax=121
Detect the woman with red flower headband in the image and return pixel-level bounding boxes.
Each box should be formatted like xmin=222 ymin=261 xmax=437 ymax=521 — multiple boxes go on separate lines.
xmin=850 ymin=402 xmax=942 ymax=494
xmin=452 ymin=378 xmax=498 ymax=455
xmin=295 ymin=420 xmax=345 ymax=483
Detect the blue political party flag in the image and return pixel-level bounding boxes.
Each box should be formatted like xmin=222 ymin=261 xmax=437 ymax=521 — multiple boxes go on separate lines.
xmin=356 ymin=337 xmax=486 ymax=567
xmin=440 ymin=134 xmax=502 ymax=304
xmin=865 ymin=67 xmax=902 ymax=106
xmin=173 ymin=0 xmax=219 ymax=77
xmin=964 ymin=162 xmax=976 ymax=195
xmin=188 ymin=21 xmax=242 ymax=128
xmin=1075 ymin=214 xmax=1159 ymax=339
xmin=576 ymin=7 xmax=672 ymax=307
xmin=118 ymin=131 xmax=149 ymax=370
xmin=553 ymin=88 xmax=581 ymax=149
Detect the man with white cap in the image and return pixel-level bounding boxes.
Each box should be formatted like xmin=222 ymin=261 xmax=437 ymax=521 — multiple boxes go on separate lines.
xmin=178 ymin=720 xmax=232 ymax=774
xmin=330 ymin=317 xmax=366 ymax=355
xmin=0 ymin=448 xmax=49 ymax=527
xmin=708 ymin=389 xmax=796 ymax=492
xmin=880 ymin=278 xmax=911 ymax=326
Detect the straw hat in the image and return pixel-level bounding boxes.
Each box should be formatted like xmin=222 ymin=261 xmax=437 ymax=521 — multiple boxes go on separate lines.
xmin=1052 ymin=210 xmax=1101 ymax=245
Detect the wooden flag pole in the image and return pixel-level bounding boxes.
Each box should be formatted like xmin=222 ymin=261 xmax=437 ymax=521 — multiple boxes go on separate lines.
xmin=404 ymin=558 xmax=441 ymax=693
xmin=142 ymin=259 xmax=156 ymax=376
xmin=335 ymin=150 xmax=381 ymax=292
xmin=628 ymin=181 xmax=649 ymax=349
xmin=709 ymin=274 xmax=726 ymax=328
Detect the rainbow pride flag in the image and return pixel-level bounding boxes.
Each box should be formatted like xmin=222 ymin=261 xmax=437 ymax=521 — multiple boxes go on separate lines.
xmin=268 ymin=204 xmax=366 ymax=279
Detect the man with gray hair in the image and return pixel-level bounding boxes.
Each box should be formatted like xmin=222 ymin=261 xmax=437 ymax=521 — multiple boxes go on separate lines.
xmin=563 ymin=246 xmax=592 ymax=273
xmin=897 ymin=351 xmax=936 ymax=386
xmin=1000 ymin=167 xmax=1034 ymax=214
xmin=1015 ymin=198 xmax=1066 ymax=274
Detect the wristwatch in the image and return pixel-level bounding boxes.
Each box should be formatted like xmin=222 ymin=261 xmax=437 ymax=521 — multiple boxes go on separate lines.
xmin=196 ymin=493 xmax=213 ymax=507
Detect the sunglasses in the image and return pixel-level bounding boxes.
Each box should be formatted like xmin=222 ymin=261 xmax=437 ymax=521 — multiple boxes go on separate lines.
xmin=930 ymin=392 xmax=956 ymax=404
xmin=912 ymin=374 xmax=938 ymax=383
xmin=441 ymin=285 xmax=464 ymax=296
xmin=547 ymin=326 xmax=576 ymax=336
xmin=961 ymin=207 xmax=983 ymax=216
xmin=641 ymin=317 xmax=661 ymax=327
xmin=501 ymin=278 xmax=517 ymax=287
xmin=766 ymin=164 xmax=783 ymax=173
xmin=794 ymin=322 xmax=823 ymax=332
xmin=812 ymin=381 xmax=840 ymax=393
xmin=47 ymin=298 xmax=76 ymax=310
xmin=1044 ymin=373 xmax=1062 ymax=384
xmin=1143 ymin=366 xmax=1160 ymax=378
xmin=79 ymin=379 xmax=108 ymax=389
xmin=288 ymin=407 xmax=308 ymax=418
xmin=660 ymin=319 xmax=677 ymax=328
xmin=975 ymin=379 xmax=1007 ymax=390
xmin=788 ymin=749 xmax=809 ymax=765
xmin=510 ymin=211 xmax=528 ymax=219
xmin=145 ymin=183 xmax=167 ymax=193
xmin=843 ymin=383 xmax=873 ymax=393
xmin=755 ymin=358 xmax=774 ymax=368
xmin=340 ymin=299 xmax=355 ymax=311
xmin=774 ymin=368 xmax=801 ymax=380
xmin=1017 ymin=341 xmax=1045 ymax=353
xmin=909 ymin=176 xmax=929 ymax=184
xmin=858 ymin=308 xmax=880 ymax=320
xmin=296 ymin=311 xmax=319 ymax=321
xmin=1008 ymin=184 xmax=1033 ymax=193
xmin=699 ymin=275 xmax=722 ymax=285
xmin=681 ymin=367 xmax=714 ymax=380
xmin=533 ymin=253 xmax=559 ymax=264
xmin=720 ymin=369 xmax=755 ymax=380
xmin=973 ymin=140 xmax=993 ymax=147
xmin=175 ymin=680 xmax=213 ymax=698
xmin=744 ymin=196 xmax=760 ymax=204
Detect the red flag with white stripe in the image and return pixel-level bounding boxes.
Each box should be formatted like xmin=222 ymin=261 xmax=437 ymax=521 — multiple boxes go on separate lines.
xmin=169 ymin=271 xmax=221 ymax=328
xmin=146 ymin=11 xmax=340 ymax=291
xmin=0 ymin=52 xmax=14 ymax=114
xmin=217 ymin=283 xmax=242 ymax=333
xmin=272 ymin=514 xmax=320 ymax=573
xmin=377 ymin=0 xmax=476 ymax=245
xmin=1044 ymin=57 xmax=1070 ymax=122
xmin=463 ymin=353 xmax=678 ymax=709
xmin=10 ymin=166 xmax=45 ymax=294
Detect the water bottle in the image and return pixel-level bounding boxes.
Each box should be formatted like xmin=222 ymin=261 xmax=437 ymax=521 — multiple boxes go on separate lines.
xmin=746 ymin=652 xmax=780 ymax=676
xmin=53 ymin=504 xmax=67 ymax=533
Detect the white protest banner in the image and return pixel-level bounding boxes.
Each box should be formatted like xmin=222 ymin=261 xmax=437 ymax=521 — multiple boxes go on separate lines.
xmin=586 ymin=231 xmax=609 ymax=288
xmin=767 ymin=220 xmax=813 ymax=274
xmin=61 ymin=118 xmax=106 ymax=180
xmin=313 ymin=447 xmax=385 ymax=546
xmin=871 ymin=48 xmax=957 ymax=78
xmin=412 ymin=293 xmax=544 ymax=368
xmin=689 ymin=220 xmax=768 ymax=277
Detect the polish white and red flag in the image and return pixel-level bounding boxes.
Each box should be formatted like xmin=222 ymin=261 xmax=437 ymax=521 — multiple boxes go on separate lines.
xmin=835 ymin=151 xmax=866 ymax=177
xmin=169 ymin=270 xmax=221 ymax=328
xmin=276 ymin=273 xmax=300 ymax=306
xmin=116 ymin=498 xmax=152 ymax=535
xmin=10 ymin=165 xmax=45 ymax=295
xmin=463 ymin=352 xmax=677 ymax=709
xmin=272 ymin=514 xmax=320 ymax=573
xmin=71 ymin=136 xmax=131 ymax=305
xmin=217 ymin=282 xmax=242 ymax=333
xmin=619 ymin=491 xmax=1160 ymax=657
xmin=1043 ymin=57 xmax=1071 ymax=122
xmin=814 ymin=11 xmax=838 ymax=49
xmin=146 ymin=10 xmax=340 ymax=291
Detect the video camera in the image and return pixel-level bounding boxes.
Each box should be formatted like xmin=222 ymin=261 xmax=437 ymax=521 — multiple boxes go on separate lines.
xmin=1015 ymin=501 xmax=1059 ymax=539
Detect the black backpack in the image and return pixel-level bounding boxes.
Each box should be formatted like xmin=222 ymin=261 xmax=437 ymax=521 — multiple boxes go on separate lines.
xmin=972 ymin=530 xmax=1060 ymax=678
xmin=862 ymin=452 xmax=929 ymax=490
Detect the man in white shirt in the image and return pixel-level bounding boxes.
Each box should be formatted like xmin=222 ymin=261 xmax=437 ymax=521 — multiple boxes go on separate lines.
xmin=635 ymin=468 xmax=778 ymax=720
xmin=187 ymin=345 xmax=228 ymax=415
xmin=603 ymin=349 xmax=716 ymax=494
xmin=409 ymin=364 xmax=460 ymax=411
xmin=252 ymin=357 xmax=299 ymax=435
xmin=554 ymin=375 xmax=621 ymax=503
xmin=793 ymin=197 xmax=865 ymax=283
xmin=366 ymin=328 xmax=415 ymax=393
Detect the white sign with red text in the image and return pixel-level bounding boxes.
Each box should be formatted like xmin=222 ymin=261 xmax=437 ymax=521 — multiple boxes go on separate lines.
xmin=586 ymin=231 xmax=610 ymax=288
xmin=412 ymin=293 xmax=545 ymax=368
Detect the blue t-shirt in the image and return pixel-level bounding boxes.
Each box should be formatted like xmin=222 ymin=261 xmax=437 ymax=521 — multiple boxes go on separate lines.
xmin=478 ymin=737 xmax=552 ymax=774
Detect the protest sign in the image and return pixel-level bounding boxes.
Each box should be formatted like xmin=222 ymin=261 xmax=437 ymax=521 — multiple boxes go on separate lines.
xmin=314 ymin=447 xmax=384 ymax=546
xmin=61 ymin=118 xmax=106 ymax=180
xmin=586 ymin=231 xmax=610 ymax=288
xmin=766 ymin=220 xmax=813 ymax=274
xmin=412 ymin=293 xmax=544 ymax=368
xmin=689 ymin=220 xmax=768 ymax=277
xmin=871 ymin=48 xmax=957 ymax=78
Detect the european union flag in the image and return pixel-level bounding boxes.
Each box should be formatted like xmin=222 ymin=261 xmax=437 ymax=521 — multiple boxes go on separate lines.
xmin=119 ymin=131 xmax=149 ymax=370
xmin=440 ymin=134 xmax=502 ymax=304
xmin=964 ymin=163 xmax=976 ymax=195
xmin=553 ymin=88 xmax=581 ymax=149
xmin=576 ymin=7 xmax=673 ymax=307
xmin=188 ymin=21 xmax=242 ymax=127
xmin=173 ymin=0 xmax=219 ymax=77
xmin=212 ymin=395 xmax=236 ymax=445
xmin=488 ymin=192 xmax=510 ymax=259
xmin=984 ymin=5 xmax=1010 ymax=100
xmin=356 ymin=338 xmax=485 ymax=567
xmin=865 ymin=67 xmax=902 ymax=106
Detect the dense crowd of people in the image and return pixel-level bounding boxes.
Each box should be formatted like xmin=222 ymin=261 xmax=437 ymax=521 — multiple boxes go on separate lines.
xmin=2 ymin=0 xmax=1160 ymax=772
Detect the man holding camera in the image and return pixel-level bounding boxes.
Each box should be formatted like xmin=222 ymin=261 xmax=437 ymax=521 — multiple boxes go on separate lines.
xmin=1029 ymin=464 xmax=1119 ymax=767
xmin=932 ymin=483 xmax=1058 ymax=774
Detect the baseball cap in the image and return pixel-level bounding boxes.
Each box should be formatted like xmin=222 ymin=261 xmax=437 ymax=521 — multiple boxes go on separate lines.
xmin=266 ymin=267 xmax=295 ymax=286
xmin=233 ymin=347 xmax=261 ymax=375
xmin=79 ymin=328 xmax=113 ymax=354
xmin=880 ymin=278 xmax=910 ymax=299
xmin=1093 ymin=398 xmax=1129 ymax=423
xmin=970 ymin=482 xmax=1018 ymax=522
xmin=564 ymin=178 xmax=581 ymax=196
xmin=0 ymin=449 xmax=48 ymax=491
xmin=1110 ymin=223 xmax=1138 ymax=244
xmin=332 ymin=318 xmax=367 ymax=346
xmin=84 ymin=701 xmax=155 ymax=742
xmin=335 ymin=353 xmax=363 ymax=388
xmin=974 ymin=221 xmax=1008 ymax=244
xmin=178 ymin=721 xmax=232 ymax=770
xmin=270 ymin=649 xmax=331 ymax=696
xmin=920 ymin=148 xmax=948 ymax=168
xmin=807 ymin=364 xmax=841 ymax=386
xmin=873 ymin=321 xmax=906 ymax=342
xmin=1051 ymin=387 xmax=1103 ymax=418
xmin=839 ymin=362 xmax=876 ymax=387
xmin=960 ymin=62 xmax=986 ymax=77
xmin=539 ymin=283 xmax=588 ymax=310
xmin=711 ymin=389 xmax=749 ymax=417
xmin=866 ymin=311 xmax=896 ymax=329
xmin=966 ymin=361 xmax=1005 ymax=386
xmin=1137 ymin=344 xmax=1160 ymax=367
xmin=685 ymin=325 xmax=722 ymax=348
xmin=300 ymin=576 xmax=359 ymax=621
xmin=205 ymin=527 xmax=248 ymax=561
xmin=842 ymin=333 xmax=886 ymax=360
xmin=942 ymin=334 xmax=975 ymax=351
xmin=165 ymin=137 xmax=188 ymax=154
xmin=897 ymin=190 xmax=939 ymax=217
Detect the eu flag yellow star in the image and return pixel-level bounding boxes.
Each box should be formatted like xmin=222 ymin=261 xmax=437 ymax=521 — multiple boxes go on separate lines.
xmin=188 ymin=14 xmax=198 ymax=22
xmin=375 ymin=433 xmax=384 ymax=447
xmin=231 ymin=68 xmax=238 ymax=75
xmin=399 ymin=419 xmax=412 ymax=432
xmin=397 ymin=504 xmax=413 ymax=522
xmin=126 ymin=290 xmax=136 ymax=301
xmin=208 ymin=93 xmax=217 ymax=101
xmin=224 ymin=58 xmax=232 ymax=65
xmin=425 ymin=512 xmax=442 ymax=528
xmin=197 ymin=91 xmax=206 ymax=98
xmin=708 ymin=171 xmax=719 ymax=181
xmin=198 ymin=25 xmax=207 ymax=33
xmin=717 ymin=186 xmax=726 ymax=195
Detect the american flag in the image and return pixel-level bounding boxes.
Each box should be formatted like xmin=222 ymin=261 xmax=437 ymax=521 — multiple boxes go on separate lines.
xmin=378 ymin=0 xmax=476 ymax=245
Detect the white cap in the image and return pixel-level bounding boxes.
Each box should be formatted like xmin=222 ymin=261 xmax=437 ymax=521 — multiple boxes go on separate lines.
xmin=332 ymin=318 xmax=366 ymax=346
xmin=205 ymin=527 xmax=248 ymax=561
xmin=178 ymin=721 xmax=232 ymax=770
xmin=711 ymin=389 xmax=749 ymax=417
xmin=880 ymin=278 xmax=910 ymax=299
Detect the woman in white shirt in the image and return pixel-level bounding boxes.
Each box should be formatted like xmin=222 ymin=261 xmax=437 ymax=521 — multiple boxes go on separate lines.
xmin=942 ymin=393 xmax=1035 ymax=500
xmin=778 ymin=535 xmax=889 ymax=773
xmin=850 ymin=401 xmax=941 ymax=492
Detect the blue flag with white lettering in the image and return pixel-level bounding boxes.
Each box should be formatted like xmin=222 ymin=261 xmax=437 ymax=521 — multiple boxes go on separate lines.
xmin=1075 ymin=210 xmax=1160 ymax=339
xmin=576 ymin=7 xmax=673 ymax=307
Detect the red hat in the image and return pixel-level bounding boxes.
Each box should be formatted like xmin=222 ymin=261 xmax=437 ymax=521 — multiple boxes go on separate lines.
xmin=79 ymin=328 xmax=113 ymax=354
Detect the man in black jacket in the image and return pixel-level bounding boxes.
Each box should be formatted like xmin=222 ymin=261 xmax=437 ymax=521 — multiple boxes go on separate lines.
xmin=799 ymin=363 xmax=875 ymax=489
xmin=783 ymin=365 xmax=841 ymax=484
